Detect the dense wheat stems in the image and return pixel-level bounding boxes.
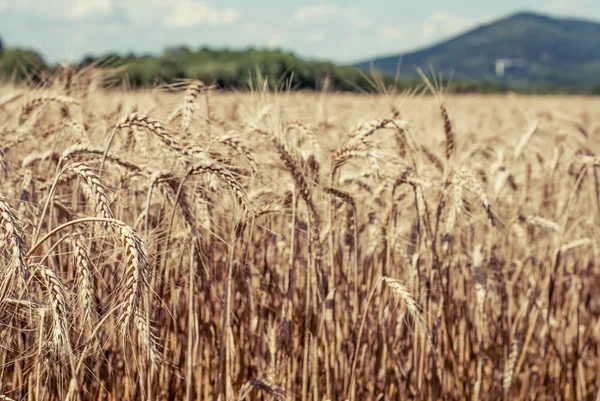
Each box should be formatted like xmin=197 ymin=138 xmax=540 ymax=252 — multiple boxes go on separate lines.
xmin=28 ymin=217 xmax=151 ymax=336
xmin=0 ymin=71 xmax=598 ymax=400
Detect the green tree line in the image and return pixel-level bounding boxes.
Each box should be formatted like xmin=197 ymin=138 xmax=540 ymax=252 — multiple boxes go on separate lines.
xmin=0 ymin=43 xmax=404 ymax=92
xmin=3 ymin=39 xmax=598 ymax=94
xmin=81 ymin=46 xmax=399 ymax=91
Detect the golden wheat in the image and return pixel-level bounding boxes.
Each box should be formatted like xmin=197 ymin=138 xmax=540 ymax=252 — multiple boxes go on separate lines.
xmin=0 ymin=70 xmax=597 ymax=401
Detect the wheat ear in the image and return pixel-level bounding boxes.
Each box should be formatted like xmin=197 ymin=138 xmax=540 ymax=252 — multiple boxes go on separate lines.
xmin=238 ymin=378 xmax=285 ymax=401
xmin=72 ymin=235 xmax=96 ymax=329
xmin=118 ymin=222 xmax=150 ymax=337
xmin=35 ymin=265 xmax=70 ymax=355
xmin=0 ymin=195 xmax=29 ymax=304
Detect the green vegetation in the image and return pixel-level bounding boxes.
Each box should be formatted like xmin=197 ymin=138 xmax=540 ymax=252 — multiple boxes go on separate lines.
xmin=0 ymin=38 xmax=511 ymax=93
xmin=0 ymin=48 xmax=46 ymax=82
xmin=0 ymin=44 xmax=402 ymax=92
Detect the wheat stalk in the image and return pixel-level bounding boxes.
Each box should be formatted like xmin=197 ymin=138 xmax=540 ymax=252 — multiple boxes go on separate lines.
xmin=0 ymin=194 xmax=29 ymax=303
xmin=117 ymin=222 xmax=150 ymax=336
xmin=180 ymin=80 xmax=207 ymax=136
xmin=187 ymin=159 xmax=253 ymax=215
xmin=35 ymin=265 xmax=70 ymax=354
xmin=238 ymin=378 xmax=285 ymax=401
xmin=72 ymin=235 xmax=96 ymax=329
xmin=19 ymin=94 xmax=79 ymax=124
xmin=503 ymin=333 xmax=521 ymax=397
xmin=70 ymin=163 xmax=114 ymax=230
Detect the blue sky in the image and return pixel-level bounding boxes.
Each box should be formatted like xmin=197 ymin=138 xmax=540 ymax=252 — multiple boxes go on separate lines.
xmin=0 ymin=0 xmax=595 ymax=64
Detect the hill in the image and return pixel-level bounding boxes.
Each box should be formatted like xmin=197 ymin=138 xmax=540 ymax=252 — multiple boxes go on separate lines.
xmin=356 ymin=12 xmax=600 ymax=88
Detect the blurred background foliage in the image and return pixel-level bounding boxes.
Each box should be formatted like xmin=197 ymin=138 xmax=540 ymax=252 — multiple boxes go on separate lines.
xmin=0 ymin=41 xmax=597 ymax=94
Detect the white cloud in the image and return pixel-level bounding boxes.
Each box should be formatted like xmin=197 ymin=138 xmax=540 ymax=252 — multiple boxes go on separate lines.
xmin=293 ymin=4 xmax=337 ymax=21
xmin=268 ymin=34 xmax=282 ymax=48
xmin=0 ymin=0 xmax=238 ymax=28
xmin=379 ymin=26 xmax=403 ymax=41
xmin=293 ymin=4 xmax=372 ymax=28
xmin=306 ymin=32 xmax=324 ymax=43
xmin=0 ymin=0 xmax=113 ymax=20
xmin=163 ymin=0 xmax=239 ymax=27
xmin=542 ymin=0 xmax=587 ymax=16
xmin=67 ymin=0 xmax=112 ymax=20
xmin=421 ymin=11 xmax=489 ymax=41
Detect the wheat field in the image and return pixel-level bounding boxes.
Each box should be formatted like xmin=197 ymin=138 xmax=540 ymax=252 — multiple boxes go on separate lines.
xmin=0 ymin=68 xmax=599 ymax=401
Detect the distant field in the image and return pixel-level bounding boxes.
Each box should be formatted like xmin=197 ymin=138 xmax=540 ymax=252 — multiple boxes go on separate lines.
xmin=0 ymin=70 xmax=599 ymax=400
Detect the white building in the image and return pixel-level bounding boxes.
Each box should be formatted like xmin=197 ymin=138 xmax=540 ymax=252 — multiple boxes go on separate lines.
xmin=495 ymin=58 xmax=527 ymax=77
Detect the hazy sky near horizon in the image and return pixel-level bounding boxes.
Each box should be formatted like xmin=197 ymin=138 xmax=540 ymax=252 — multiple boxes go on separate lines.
xmin=0 ymin=0 xmax=596 ymax=64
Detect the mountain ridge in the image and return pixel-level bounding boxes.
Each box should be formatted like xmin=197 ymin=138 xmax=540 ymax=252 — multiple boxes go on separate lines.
xmin=355 ymin=11 xmax=600 ymax=87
